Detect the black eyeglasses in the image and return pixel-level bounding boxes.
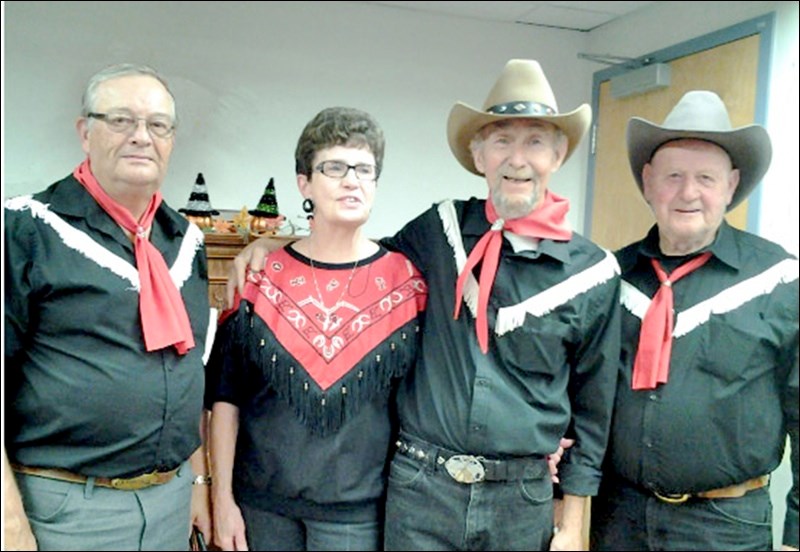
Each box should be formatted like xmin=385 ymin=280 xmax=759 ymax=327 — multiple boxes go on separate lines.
xmin=87 ymin=110 xmax=176 ymax=138
xmin=314 ymin=160 xmax=378 ymax=182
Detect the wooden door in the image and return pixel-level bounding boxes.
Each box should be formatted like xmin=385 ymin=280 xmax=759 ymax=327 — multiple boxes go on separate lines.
xmin=589 ymin=34 xmax=760 ymax=250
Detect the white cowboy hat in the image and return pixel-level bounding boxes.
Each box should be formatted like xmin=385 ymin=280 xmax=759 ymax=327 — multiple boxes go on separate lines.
xmin=447 ymin=59 xmax=592 ymax=175
xmin=627 ymin=90 xmax=772 ymax=210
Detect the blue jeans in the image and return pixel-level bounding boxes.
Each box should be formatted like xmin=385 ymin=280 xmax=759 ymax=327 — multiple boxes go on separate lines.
xmin=384 ymin=434 xmax=553 ymax=551
xmin=15 ymin=461 xmax=193 ymax=551
xmin=590 ymin=478 xmax=773 ymax=551
xmin=239 ymin=502 xmax=381 ymax=551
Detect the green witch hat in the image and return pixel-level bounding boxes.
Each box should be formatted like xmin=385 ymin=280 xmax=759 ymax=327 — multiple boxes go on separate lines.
xmin=248 ymin=177 xmax=280 ymax=218
xmin=179 ymin=173 xmax=220 ymax=216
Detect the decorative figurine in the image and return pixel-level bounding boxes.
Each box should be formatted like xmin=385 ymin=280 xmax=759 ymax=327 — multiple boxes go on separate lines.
xmin=248 ymin=177 xmax=286 ymax=236
xmin=179 ymin=173 xmax=219 ymax=229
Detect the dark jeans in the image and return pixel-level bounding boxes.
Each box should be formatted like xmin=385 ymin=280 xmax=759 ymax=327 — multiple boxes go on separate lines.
xmin=384 ymin=434 xmax=553 ymax=551
xmin=590 ymin=478 xmax=773 ymax=551
xmin=239 ymin=502 xmax=380 ymax=551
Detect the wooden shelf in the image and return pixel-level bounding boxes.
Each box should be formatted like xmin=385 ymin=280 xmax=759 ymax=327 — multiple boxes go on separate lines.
xmin=203 ymin=232 xmax=299 ymax=310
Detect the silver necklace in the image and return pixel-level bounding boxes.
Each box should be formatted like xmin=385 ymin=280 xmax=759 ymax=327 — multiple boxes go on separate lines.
xmin=308 ymin=243 xmax=360 ymax=332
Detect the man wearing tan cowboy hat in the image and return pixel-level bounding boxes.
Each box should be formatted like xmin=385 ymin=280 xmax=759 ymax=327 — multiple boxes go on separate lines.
xmin=226 ymin=59 xmax=621 ymax=550
xmin=377 ymin=58 xmax=620 ymax=551
xmin=590 ymin=90 xmax=798 ymax=551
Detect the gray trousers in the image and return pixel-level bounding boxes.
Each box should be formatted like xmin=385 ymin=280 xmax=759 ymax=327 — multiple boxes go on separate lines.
xmin=15 ymin=461 xmax=193 ymax=551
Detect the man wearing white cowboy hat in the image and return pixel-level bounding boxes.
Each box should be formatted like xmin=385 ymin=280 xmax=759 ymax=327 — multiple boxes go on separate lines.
xmin=590 ymin=91 xmax=799 ymax=551
xmin=227 ymin=59 xmax=621 ymax=550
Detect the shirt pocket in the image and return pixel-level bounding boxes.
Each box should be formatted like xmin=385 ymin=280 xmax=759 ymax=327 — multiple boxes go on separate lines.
xmin=495 ymin=316 xmax=573 ymax=377
xmin=697 ymin=311 xmax=776 ymax=384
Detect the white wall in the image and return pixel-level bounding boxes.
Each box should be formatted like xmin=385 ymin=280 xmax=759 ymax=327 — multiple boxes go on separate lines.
xmin=2 ymin=0 xmax=593 ymax=238
xmin=3 ymin=1 xmax=796 ymax=547
xmin=589 ymin=3 xmax=798 ymax=547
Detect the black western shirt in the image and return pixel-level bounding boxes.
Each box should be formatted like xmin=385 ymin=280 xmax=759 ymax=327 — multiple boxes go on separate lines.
xmin=610 ymin=222 xmax=799 ymax=546
xmin=383 ymin=197 xmax=621 ymax=497
xmin=4 ymin=175 xmax=211 ymax=478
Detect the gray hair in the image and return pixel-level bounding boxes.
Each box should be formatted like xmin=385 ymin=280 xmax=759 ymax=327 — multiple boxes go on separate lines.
xmin=81 ymin=63 xmax=176 ymax=121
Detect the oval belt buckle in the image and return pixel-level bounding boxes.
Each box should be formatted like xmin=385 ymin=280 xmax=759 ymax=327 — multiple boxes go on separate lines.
xmin=444 ymin=455 xmax=485 ymax=484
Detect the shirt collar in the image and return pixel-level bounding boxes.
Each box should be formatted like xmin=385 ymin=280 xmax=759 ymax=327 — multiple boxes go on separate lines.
xmin=638 ymin=221 xmax=741 ymax=270
xmin=49 ymin=174 xmax=186 ymax=240
xmin=463 ymin=198 xmax=572 ymax=264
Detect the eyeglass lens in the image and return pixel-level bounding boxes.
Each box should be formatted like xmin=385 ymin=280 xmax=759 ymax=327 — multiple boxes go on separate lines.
xmin=316 ymin=160 xmax=376 ymax=180
xmin=89 ymin=110 xmax=175 ymax=138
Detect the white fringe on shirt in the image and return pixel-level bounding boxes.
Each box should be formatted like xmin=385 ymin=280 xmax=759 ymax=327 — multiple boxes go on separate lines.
xmin=620 ymin=258 xmax=799 ymax=338
xmin=5 ymin=195 xmax=203 ymax=291
xmin=437 ymin=199 xmax=621 ymax=337
xmin=496 ymin=250 xmax=619 ymax=336
xmin=439 ymin=200 xmax=480 ymax=318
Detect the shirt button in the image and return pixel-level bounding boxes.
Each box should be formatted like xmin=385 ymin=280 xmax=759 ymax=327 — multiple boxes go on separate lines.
xmin=473 ymin=425 xmax=482 ymax=432
xmin=649 ymin=393 xmax=658 ymax=401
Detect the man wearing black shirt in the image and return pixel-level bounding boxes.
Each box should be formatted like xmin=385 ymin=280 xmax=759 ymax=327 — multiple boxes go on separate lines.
xmin=591 ymin=91 xmax=798 ymax=551
xmin=4 ymin=63 xmax=213 ymax=550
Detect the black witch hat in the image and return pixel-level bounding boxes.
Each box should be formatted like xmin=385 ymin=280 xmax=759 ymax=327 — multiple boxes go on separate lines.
xmin=179 ymin=173 xmax=220 ymax=216
xmin=248 ymin=177 xmax=280 ymax=218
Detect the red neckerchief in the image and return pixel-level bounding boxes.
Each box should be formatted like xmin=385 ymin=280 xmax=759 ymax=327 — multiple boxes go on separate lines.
xmin=73 ymin=159 xmax=195 ymax=355
xmin=632 ymin=252 xmax=712 ymax=389
xmin=454 ymin=190 xmax=572 ymax=353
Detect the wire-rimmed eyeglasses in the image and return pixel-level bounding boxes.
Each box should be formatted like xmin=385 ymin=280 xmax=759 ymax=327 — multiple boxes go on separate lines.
xmin=87 ymin=110 xmax=176 ymax=138
xmin=314 ymin=160 xmax=378 ymax=182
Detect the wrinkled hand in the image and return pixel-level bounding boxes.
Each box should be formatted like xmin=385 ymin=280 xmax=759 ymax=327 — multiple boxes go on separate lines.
xmin=3 ymin=448 xmax=37 ymax=550
xmin=213 ymin=495 xmax=249 ymax=551
xmin=547 ymin=438 xmax=575 ymax=483
xmin=190 ymin=483 xmax=213 ymax=548
xmin=225 ymin=237 xmax=281 ymax=309
xmin=549 ymin=525 xmax=584 ymax=551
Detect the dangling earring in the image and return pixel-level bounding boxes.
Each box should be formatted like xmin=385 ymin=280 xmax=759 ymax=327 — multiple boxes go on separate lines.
xmin=302 ymin=198 xmax=314 ymax=222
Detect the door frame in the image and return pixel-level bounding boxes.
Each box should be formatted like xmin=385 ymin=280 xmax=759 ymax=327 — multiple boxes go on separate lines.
xmin=583 ymin=13 xmax=775 ymax=236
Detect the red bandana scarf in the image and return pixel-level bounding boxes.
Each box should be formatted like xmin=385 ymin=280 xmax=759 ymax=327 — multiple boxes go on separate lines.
xmin=74 ymin=159 xmax=195 ymax=355
xmin=631 ymin=252 xmax=712 ymax=389
xmin=454 ymin=190 xmax=572 ymax=353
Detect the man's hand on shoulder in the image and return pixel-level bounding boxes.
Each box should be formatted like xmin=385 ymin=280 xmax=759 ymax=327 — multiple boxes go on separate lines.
xmin=225 ymin=237 xmax=292 ymax=308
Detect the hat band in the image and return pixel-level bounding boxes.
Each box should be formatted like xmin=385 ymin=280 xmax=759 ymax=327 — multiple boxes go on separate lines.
xmin=486 ymin=101 xmax=556 ymax=116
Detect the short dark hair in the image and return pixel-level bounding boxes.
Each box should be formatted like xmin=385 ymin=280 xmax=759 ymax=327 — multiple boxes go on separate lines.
xmin=295 ymin=107 xmax=385 ymax=178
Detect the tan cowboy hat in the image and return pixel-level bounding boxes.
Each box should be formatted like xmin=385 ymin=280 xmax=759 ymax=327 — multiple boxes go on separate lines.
xmin=627 ymin=90 xmax=772 ymax=210
xmin=447 ymin=59 xmax=591 ymax=175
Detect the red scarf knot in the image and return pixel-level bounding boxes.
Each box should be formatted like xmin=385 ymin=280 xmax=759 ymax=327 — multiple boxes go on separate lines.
xmin=631 ymin=251 xmax=712 ymax=390
xmin=453 ymin=191 xmax=572 ymax=354
xmin=73 ymin=159 xmax=195 ymax=355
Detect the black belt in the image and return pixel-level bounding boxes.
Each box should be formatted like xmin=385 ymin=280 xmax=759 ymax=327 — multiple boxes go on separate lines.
xmin=395 ymin=435 xmax=547 ymax=484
